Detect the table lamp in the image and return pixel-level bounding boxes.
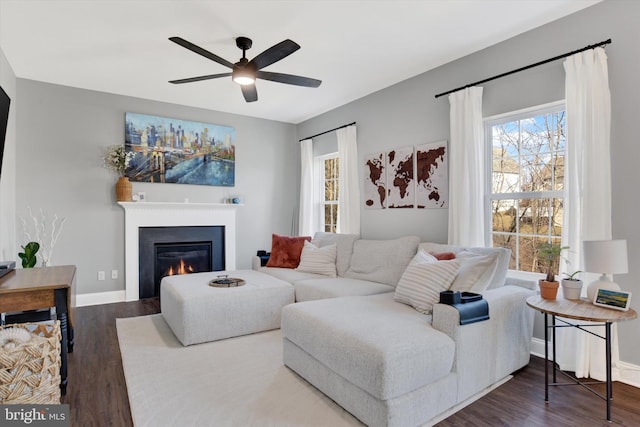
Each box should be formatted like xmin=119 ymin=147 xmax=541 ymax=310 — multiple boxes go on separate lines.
xmin=583 ymin=239 xmax=628 ymax=302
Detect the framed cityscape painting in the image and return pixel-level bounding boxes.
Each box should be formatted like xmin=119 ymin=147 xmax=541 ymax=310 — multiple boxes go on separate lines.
xmin=124 ymin=112 xmax=236 ymax=186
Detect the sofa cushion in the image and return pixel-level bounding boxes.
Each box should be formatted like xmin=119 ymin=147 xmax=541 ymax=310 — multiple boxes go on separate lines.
xmin=258 ymin=267 xmax=326 ymax=284
xmin=311 ymin=232 xmax=359 ymax=276
xmin=296 ymin=241 xmax=337 ymax=277
xmin=293 ymin=277 xmax=394 ymax=302
xmin=281 ymin=293 xmax=455 ymax=400
xmin=344 ymin=236 xmax=420 ymax=286
xmin=450 ymin=251 xmax=499 ymax=293
xmin=266 ymin=234 xmax=311 ymax=268
xmin=419 ymin=242 xmax=510 ymax=291
xmin=394 ymin=250 xmax=460 ymax=314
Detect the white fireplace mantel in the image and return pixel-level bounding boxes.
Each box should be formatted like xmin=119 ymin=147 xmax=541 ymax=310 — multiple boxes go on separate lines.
xmin=119 ymin=202 xmax=239 ymax=301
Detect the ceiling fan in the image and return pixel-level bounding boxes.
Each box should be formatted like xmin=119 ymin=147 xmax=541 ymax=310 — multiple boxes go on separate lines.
xmin=168 ymin=36 xmax=322 ymax=102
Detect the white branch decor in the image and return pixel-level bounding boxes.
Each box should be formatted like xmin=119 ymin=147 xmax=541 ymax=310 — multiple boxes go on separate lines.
xmin=20 ymin=207 xmax=67 ymax=266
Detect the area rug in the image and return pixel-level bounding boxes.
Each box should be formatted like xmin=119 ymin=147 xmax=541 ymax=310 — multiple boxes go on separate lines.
xmin=116 ymin=314 xmax=362 ymax=427
xmin=117 ymin=314 xmax=511 ymax=427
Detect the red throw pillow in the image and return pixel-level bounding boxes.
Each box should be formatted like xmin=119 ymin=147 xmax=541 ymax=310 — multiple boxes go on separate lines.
xmin=266 ymin=234 xmax=312 ymax=268
xmin=431 ymin=251 xmax=457 ymax=261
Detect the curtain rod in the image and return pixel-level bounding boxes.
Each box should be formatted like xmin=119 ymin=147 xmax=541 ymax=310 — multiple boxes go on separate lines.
xmin=299 ymin=122 xmax=356 ymax=142
xmin=434 ymin=38 xmax=612 ymax=99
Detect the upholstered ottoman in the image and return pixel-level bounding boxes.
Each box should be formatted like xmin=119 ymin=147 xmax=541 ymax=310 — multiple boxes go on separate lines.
xmin=161 ymin=269 xmax=294 ymax=346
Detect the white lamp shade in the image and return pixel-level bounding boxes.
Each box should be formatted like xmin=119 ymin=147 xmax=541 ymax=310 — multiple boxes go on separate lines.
xmin=582 ymin=239 xmax=628 ymax=274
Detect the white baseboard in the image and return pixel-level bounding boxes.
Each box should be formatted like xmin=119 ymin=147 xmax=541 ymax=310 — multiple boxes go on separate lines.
xmin=76 ymin=290 xmax=126 ymax=307
xmin=530 ymin=337 xmax=546 ymax=359
xmin=529 ymin=337 xmax=640 ymax=388
xmin=615 ymin=361 xmax=640 ymax=388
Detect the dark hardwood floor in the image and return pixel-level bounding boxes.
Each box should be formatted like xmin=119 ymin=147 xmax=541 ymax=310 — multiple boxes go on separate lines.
xmin=62 ymin=299 xmax=640 ymax=426
xmin=62 ymin=298 xmax=160 ymax=427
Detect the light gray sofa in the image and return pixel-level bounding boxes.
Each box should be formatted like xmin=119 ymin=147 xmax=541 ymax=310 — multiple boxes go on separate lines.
xmin=254 ymin=233 xmax=535 ymax=426
xmin=253 ymin=233 xmax=421 ymax=302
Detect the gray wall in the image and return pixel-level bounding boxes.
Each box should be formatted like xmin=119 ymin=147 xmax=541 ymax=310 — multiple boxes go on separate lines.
xmin=297 ymin=0 xmax=640 ymax=365
xmin=14 ymin=80 xmax=297 ymax=295
xmin=0 ymin=47 xmax=17 ymax=262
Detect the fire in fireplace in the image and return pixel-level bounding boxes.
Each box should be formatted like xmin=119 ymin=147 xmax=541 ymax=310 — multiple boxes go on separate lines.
xmin=139 ymin=226 xmax=225 ymax=298
xmin=155 ymin=242 xmax=212 ymax=285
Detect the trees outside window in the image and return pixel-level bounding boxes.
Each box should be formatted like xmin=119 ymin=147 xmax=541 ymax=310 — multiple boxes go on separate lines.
xmin=486 ymin=102 xmax=565 ymax=273
xmin=320 ymin=155 xmax=339 ymax=233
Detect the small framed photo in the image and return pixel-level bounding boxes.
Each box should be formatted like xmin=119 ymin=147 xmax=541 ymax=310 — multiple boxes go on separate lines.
xmin=593 ymin=288 xmax=632 ymax=311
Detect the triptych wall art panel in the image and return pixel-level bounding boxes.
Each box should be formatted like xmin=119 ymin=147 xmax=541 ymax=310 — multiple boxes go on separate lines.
xmin=124 ymin=112 xmax=236 ymax=186
xmin=364 ymin=141 xmax=448 ymax=209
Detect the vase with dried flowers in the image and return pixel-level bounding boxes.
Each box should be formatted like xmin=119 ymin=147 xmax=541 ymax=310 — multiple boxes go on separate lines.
xmin=20 ymin=207 xmax=66 ymax=267
xmin=103 ymin=145 xmax=134 ymax=201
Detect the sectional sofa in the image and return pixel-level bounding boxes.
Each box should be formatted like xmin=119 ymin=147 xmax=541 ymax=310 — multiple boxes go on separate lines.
xmin=253 ymin=232 xmax=536 ymax=427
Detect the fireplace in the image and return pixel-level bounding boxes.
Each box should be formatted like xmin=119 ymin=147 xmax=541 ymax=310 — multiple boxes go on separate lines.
xmin=139 ymin=226 xmax=225 ymax=299
xmin=119 ymin=201 xmax=238 ymax=301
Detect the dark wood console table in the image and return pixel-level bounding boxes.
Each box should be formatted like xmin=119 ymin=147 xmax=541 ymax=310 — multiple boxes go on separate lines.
xmin=0 ymin=265 xmax=76 ymax=395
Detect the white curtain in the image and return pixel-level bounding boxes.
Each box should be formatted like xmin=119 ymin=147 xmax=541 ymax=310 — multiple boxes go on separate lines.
xmin=298 ymin=139 xmax=315 ymax=236
xmin=336 ymin=125 xmax=360 ymax=234
xmin=448 ymin=87 xmax=485 ymax=247
xmin=557 ymin=47 xmax=616 ymax=381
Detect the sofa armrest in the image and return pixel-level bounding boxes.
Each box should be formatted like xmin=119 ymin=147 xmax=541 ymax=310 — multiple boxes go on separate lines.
xmin=432 ymin=285 xmax=535 ymax=402
xmin=252 ymin=255 xmax=262 ymax=270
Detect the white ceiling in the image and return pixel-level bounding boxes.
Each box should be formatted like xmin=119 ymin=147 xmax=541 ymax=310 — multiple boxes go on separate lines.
xmin=0 ymin=0 xmax=600 ymax=124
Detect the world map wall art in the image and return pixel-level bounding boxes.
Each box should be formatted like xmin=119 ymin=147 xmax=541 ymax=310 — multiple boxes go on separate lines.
xmin=124 ymin=112 xmax=236 ymax=186
xmin=364 ymin=141 xmax=448 ymax=209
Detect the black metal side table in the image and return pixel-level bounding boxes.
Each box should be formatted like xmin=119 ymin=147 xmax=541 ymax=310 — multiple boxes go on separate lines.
xmin=526 ymin=295 xmax=637 ymax=422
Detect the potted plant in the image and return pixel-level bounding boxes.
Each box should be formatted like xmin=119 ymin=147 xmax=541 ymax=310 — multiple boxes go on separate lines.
xmin=103 ymin=145 xmax=135 ymax=201
xmin=537 ymin=242 xmax=569 ymax=300
xmin=561 ymin=270 xmax=583 ymax=300
xmin=18 ymin=241 xmax=40 ymax=268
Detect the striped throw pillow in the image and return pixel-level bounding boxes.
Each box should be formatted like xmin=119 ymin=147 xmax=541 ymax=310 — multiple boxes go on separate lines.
xmin=394 ymin=250 xmax=460 ymax=314
xmin=296 ymin=241 xmax=337 ymax=277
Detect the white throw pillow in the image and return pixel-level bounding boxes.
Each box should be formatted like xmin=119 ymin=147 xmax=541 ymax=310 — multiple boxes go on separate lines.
xmin=449 ymin=251 xmax=499 ymax=293
xmin=418 ymin=242 xmax=510 ymax=290
xmin=311 ymin=232 xmax=359 ymax=276
xmin=394 ymin=250 xmax=460 ymax=314
xmin=296 ymin=241 xmax=337 ymax=277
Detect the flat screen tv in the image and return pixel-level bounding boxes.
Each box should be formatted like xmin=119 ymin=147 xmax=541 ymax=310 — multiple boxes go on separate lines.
xmin=0 ymin=85 xmax=10 ymax=179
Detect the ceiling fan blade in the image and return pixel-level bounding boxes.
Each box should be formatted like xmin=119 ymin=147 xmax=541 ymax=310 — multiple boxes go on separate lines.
xmin=250 ymin=39 xmax=300 ymax=70
xmin=169 ymin=73 xmax=231 ymax=84
xmin=241 ymin=84 xmax=258 ymax=102
xmin=256 ymin=71 xmax=322 ymax=88
xmin=169 ymin=37 xmax=235 ymax=69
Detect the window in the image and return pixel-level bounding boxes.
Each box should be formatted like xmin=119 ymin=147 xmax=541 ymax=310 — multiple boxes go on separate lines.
xmin=485 ymin=102 xmax=565 ymax=273
xmin=318 ymin=154 xmax=339 ymax=233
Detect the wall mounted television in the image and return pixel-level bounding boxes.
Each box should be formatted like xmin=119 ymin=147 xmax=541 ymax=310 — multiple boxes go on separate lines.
xmin=0 ymin=85 xmax=10 ymax=179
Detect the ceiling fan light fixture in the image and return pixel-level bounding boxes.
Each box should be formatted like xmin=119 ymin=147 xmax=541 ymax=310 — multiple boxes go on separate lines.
xmin=232 ymin=66 xmax=255 ymax=86
xmin=233 ymin=75 xmax=255 ymax=85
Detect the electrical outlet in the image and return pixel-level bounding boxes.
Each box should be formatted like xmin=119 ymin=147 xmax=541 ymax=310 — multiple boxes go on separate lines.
xmin=98 ymin=271 xmax=105 ymax=281
xmin=111 ymin=269 xmax=118 ymax=279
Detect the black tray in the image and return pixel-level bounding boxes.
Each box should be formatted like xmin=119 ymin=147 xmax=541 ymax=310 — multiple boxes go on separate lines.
xmin=209 ymin=275 xmax=246 ymax=288
xmin=439 ymin=290 xmax=489 ymax=325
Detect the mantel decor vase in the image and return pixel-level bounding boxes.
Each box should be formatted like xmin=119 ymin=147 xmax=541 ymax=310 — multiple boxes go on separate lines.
xmin=115 ymin=176 xmax=132 ymax=202
xmin=539 ymin=279 xmax=559 ymax=300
